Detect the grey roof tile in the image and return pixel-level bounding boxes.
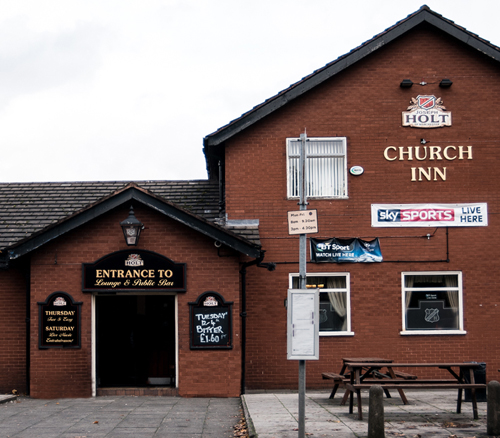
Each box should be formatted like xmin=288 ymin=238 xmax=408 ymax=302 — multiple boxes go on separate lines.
xmin=0 ymin=180 xmax=259 ymax=251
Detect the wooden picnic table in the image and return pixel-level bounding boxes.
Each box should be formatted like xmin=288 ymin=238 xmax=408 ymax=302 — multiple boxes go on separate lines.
xmin=322 ymin=357 xmax=409 ymax=401
xmin=345 ymin=362 xmax=486 ymax=420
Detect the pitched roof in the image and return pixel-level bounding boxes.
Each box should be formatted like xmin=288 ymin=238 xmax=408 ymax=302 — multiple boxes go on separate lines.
xmin=203 ymin=5 xmax=500 ymax=158
xmin=0 ymin=180 xmax=261 ymax=263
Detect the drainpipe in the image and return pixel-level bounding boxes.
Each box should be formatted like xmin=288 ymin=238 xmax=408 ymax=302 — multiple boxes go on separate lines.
xmin=239 ymin=253 xmax=264 ymax=395
xmin=239 ymin=253 xmax=276 ymax=395
xmin=2 ymin=254 xmax=31 ymax=395
xmin=24 ymin=260 xmax=30 ymax=396
xmin=218 ymin=160 xmax=225 ymax=221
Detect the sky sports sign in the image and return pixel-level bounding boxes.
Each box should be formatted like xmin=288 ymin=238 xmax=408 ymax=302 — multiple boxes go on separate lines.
xmin=371 ymin=203 xmax=488 ymax=227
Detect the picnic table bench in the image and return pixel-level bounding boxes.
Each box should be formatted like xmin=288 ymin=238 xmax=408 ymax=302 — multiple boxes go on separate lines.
xmin=322 ymin=357 xmax=418 ymax=402
xmin=322 ymin=372 xmax=417 ymax=404
xmin=345 ymin=362 xmax=486 ymax=420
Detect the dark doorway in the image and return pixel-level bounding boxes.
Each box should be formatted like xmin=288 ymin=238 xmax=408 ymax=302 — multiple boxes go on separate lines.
xmin=96 ymin=295 xmax=176 ymax=388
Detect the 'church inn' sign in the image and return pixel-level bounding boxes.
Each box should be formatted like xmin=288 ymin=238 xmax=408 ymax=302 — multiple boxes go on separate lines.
xmin=383 ymin=95 xmax=473 ymax=182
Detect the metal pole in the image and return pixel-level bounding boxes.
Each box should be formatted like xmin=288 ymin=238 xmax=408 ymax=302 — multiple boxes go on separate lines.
xmin=298 ymin=360 xmax=305 ymax=438
xmin=298 ymin=131 xmax=307 ymax=438
xmin=299 ymin=132 xmax=307 ymax=284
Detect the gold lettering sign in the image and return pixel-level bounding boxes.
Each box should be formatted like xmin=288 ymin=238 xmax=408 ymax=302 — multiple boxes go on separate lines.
xmin=83 ymin=250 xmax=186 ymax=292
xmin=38 ymin=292 xmax=81 ymax=349
xmin=383 ymin=145 xmax=473 ymax=181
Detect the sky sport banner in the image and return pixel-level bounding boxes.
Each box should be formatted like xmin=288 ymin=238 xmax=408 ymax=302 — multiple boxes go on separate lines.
xmin=310 ymin=238 xmax=383 ymax=263
xmin=371 ymin=203 xmax=488 ymax=227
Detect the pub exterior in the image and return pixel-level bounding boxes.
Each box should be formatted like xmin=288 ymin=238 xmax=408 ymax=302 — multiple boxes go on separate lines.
xmin=1 ymin=6 xmax=499 ymax=398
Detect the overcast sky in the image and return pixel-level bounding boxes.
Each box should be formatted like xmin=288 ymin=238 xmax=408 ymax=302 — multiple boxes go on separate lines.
xmin=0 ymin=0 xmax=498 ymax=183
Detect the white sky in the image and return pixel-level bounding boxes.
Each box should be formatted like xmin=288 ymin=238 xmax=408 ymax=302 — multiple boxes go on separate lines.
xmin=0 ymin=0 xmax=498 ymax=182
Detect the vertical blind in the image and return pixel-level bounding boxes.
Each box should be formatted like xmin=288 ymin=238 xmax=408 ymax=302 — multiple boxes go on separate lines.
xmin=287 ymin=138 xmax=347 ymax=198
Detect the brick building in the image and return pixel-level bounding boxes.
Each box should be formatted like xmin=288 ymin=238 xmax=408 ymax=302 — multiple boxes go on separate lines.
xmin=0 ymin=6 xmax=499 ymax=398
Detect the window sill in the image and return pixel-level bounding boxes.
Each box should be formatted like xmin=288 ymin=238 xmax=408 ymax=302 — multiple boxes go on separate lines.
xmin=320 ymin=331 xmax=354 ymax=337
xmin=288 ymin=196 xmax=349 ymax=201
xmin=400 ymin=330 xmax=466 ymax=336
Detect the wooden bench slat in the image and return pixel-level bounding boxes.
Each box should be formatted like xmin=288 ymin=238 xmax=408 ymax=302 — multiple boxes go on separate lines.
xmin=322 ymin=373 xmax=344 ymax=381
xmin=372 ymin=370 xmax=418 ymax=380
xmin=356 ymin=379 xmax=457 ymax=384
xmin=393 ymin=371 xmax=418 ymax=380
xmin=346 ymin=362 xmax=482 ymax=368
xmin=347 ymin=383 xmax=486 ymax=390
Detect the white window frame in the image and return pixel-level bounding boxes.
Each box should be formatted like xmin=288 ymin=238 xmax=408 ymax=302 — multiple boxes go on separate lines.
xmin=289 ymin=272 xmax=353 ymax=336
xmin=400 ymin=271 xmax=465 ymax=335
xmin=286 ymin=137 xmax=348 ymax=199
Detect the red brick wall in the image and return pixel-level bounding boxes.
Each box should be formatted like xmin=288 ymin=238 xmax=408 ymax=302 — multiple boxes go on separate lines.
xmin=0 ymin=266 xmax=27 ymax=394
xmin=29 ymin=205 xmax=241 ymax=398
xmin=222 ymin=26 xmax=500 ymax=388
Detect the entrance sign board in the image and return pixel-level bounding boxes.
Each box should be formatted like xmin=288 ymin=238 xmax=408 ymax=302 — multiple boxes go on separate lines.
xmin=82 ymin=249 xmax=186 ymax=292
xmin=287 ymin=289 xmax=319 ymax=360
xmin=189 ymin=292 xmax=233 ymax=349
xmin=371 ymin=203 xmax=488 ymax=227
xmin=287 ymin=209 xmax=319 ymax=235
xmin=38 ymin=292 xmax=82 ymax=349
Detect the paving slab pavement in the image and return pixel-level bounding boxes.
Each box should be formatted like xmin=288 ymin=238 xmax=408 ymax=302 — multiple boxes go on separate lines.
xmin=0 ymin=389 xmax=495 ymax=438
xmin=242 ymin=389 xmax=493 ymax=438
xmin=0 ymin=395 xmax=242 ymax=438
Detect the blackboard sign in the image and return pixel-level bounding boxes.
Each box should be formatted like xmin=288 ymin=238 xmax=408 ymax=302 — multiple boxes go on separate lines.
xmin=38 ymin=292 xmax=82 ymax=349
xmin=189 ymin=292 xmax=232 ymax=349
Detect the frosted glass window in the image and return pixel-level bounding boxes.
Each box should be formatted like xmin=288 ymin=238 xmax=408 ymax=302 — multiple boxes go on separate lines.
xmin=287 ymin=138 xmax=347 ymax=199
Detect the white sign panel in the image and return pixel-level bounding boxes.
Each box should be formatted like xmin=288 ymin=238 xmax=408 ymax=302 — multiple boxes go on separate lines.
xmin=287 ymin=289 xmax=319 ymax=360
xmin=287 ymin=210 xmax=318 ymax=235
xmin=371 ymin=203 xmax=488 ymax=227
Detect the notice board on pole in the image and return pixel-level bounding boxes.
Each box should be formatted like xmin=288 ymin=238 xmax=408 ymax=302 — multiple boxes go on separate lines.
xmin=287 ymin=289 xmax=319 ymax=360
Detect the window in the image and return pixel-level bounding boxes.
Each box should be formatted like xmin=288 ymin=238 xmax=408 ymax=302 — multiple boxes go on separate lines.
xmin=401 ymin=271 xmax=464 ymax=335
xmin=290 ymin=273 xmax=352 ymax=336
xmin=287 ymin=137 xmax=347 ymax=199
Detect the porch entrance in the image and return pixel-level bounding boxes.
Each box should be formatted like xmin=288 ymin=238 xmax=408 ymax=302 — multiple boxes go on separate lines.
xmin=96 ymin=295 xmax=176 ymax=391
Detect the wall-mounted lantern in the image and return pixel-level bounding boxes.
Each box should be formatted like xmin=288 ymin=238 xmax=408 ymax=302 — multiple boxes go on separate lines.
xmin=120 ymin=206 xmax=143 ymax=246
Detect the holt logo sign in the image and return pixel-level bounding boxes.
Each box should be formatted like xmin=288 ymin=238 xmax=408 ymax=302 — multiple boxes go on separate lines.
xmin=402 ymin=95 xmax=452 ymax=128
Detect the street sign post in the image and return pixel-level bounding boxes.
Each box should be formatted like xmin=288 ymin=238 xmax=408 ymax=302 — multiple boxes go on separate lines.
xmin=286 ymin=130 xmax=319 ymax=438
